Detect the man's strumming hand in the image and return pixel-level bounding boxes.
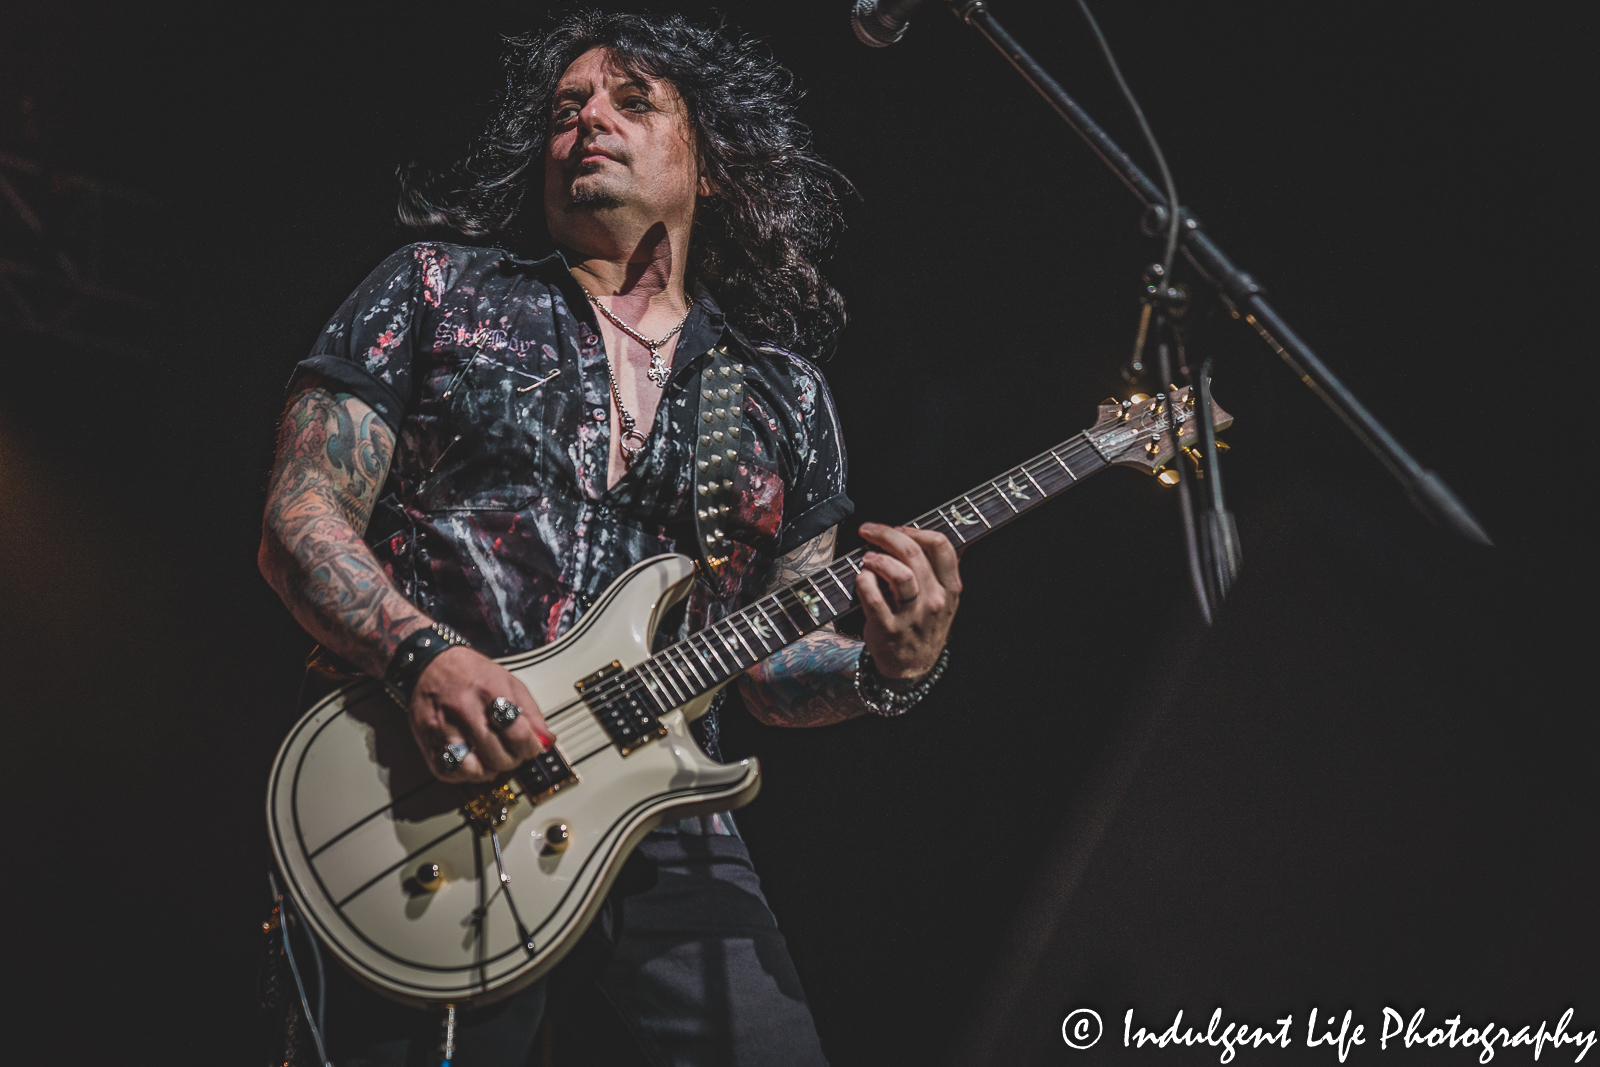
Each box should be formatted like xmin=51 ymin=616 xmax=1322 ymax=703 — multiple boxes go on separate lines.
xmin=407 ymin=647 xmax=554 ymax=784
xmin=856 ymin=522 xmax=962 ymax=680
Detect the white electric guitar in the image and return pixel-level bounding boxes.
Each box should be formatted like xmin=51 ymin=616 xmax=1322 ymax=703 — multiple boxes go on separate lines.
xmin=266 ymin=388 xmax=1230 ymax=1008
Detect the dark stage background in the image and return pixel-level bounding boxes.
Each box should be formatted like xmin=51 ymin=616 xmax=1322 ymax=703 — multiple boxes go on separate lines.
xmin=1 ymin=2 xmax=1591 ymax=1063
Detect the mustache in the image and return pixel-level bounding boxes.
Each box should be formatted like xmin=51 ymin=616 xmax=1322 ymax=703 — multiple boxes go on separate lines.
xmin=571 ymin=140 xmax=627 ymax=168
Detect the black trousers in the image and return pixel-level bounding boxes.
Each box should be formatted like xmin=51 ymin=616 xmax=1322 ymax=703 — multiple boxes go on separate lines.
xmin=313 ymin=832 xmax=829 ymax=1067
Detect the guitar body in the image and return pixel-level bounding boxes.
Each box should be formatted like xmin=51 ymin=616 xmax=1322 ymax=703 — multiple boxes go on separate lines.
xmin=266 ymin=554 xmax=761 ymax=1008
xmin=265 ymin=386 xmax=1232 ymax=1010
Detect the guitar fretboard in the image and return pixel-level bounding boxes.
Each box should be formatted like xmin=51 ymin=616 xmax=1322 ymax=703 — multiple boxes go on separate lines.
xmin=579 ymin=429 xmax=1115 ymax=718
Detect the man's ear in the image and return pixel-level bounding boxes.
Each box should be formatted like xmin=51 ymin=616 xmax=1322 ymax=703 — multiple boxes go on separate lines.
xmin=697 ymin=171 xmax=718 ymax=198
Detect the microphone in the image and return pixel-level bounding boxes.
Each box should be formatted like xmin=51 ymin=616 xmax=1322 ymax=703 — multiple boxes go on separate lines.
xmin=851 ymin=0 xmax=936 ymax=48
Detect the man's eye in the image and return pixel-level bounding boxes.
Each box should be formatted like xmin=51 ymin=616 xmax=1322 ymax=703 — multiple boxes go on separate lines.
xmin=553 ymin=106 xmax=580 ymax=123
xmin=622 ymin=97 xmax=652 ymax=112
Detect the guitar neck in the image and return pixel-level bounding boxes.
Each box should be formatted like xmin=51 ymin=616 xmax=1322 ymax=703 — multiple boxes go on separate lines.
xmin=622 ymin=431 xmax=1110 ymax=710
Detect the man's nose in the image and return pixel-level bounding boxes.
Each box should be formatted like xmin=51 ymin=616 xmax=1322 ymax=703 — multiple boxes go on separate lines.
xmin=577 ymin=95 xmax=614 ymax=134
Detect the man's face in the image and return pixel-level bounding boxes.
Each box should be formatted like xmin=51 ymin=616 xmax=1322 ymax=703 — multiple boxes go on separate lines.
xmin=543 ymin=47 xmax=704 ymax=240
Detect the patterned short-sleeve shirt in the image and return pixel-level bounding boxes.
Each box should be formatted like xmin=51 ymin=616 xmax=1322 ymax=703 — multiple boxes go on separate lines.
xmin=291 ymin=241 xmax=853 ymax=666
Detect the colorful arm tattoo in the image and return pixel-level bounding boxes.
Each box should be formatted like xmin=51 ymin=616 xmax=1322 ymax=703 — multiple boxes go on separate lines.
xmin=259 ymin=381 xmax=428 ymax=676
xmin=736 ymin=526 xmax=872 ymax=727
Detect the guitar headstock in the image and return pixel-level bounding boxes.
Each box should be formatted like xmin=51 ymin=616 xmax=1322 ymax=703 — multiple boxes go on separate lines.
xmin=1087 ymin=386 xmax=1234 ymax=476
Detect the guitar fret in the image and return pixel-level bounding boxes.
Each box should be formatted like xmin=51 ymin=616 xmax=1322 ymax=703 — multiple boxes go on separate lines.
xmin=696 ymin=632 xmax=731 ymax=675
xmin=736 ymin=611 xmax=776 ymax=654
xmin=962 ymin=493 xmax=994 ymax=529
xmin=772 ymin=590 xmax=812 ymax=633
xmin=670 ymin=647 xmax=708 ymax=690
xmin=804 ymin=576 xmax=838 ymax=617
xmin=712 ymin=625 xmax=746 ymax=669
xmin=627 ymin=668 xmax=668 ymax=715
xmin=728 ymin=620 xmax=761 ymax=660
xmin=1021 ymin=466 xmax=1046 ymax=497
xmin=1049 ymin=449 xmax=1078 ymax=480
xmin=940 ymin=508 xmax=971 ymax=544
xmin=646 ymin=658 xmax=689 ymax=706
xmin=991 ymin=479 xmax=1020 ymax=514
xmin=755 ymin=601 xmax=795 ymax=644
xmin=823 ymin=566 xmax=854 ymax=603
xmin=661 ymin=655 xmax=697 ymax=702
xmin=687 ymin=644 xmax=717 ymax=686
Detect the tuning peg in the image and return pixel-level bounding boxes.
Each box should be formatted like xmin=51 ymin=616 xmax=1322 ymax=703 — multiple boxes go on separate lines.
xmin=1129 ymin=393 xmax=1151 ymax=404
xmin=1156 ymin=468 xmax=1180 ymax=487
xmin=1144 ymin=434 xmax=1163 ymax=458
xmin=1214 ymin=440 xmax=1230 ymax=451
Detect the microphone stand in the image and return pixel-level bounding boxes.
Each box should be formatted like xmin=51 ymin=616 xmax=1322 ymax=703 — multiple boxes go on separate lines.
xmin=944 ymin=0 xmax=1493 ymax=547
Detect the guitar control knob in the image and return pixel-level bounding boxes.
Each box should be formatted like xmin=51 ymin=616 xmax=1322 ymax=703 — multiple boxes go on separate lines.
xmin=416 ymin=863 xmax=443 ymax=892
xmin=543 ymin=823 xmax=571 ymax=854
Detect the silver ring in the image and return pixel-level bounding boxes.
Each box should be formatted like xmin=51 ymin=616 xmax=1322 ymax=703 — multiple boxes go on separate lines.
xmin=488 ymin=696 xmax=522 ymax=729
xmin=440 ymin=741 xmax=471 ymax=768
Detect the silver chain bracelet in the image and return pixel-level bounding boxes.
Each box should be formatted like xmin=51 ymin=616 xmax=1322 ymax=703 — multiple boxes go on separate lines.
xmin=854 ymin=645 xmax=950 ymax=717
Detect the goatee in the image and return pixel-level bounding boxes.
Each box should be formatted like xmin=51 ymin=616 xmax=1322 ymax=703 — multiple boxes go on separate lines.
xmin=568 ymin=187 xmax=624 ymax=211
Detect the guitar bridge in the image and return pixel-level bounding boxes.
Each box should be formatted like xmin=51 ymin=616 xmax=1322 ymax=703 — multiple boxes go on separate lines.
xmin=460 ymin=782 xmax=518 ymax=829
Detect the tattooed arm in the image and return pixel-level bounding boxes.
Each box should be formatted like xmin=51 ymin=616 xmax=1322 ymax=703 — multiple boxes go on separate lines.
xmin=736 ymin=528 xmax=869 ymax=727
xmin=258 ymin=378 xmax=423 ymax=675
xmin=258 ymin=378 xmax=552 ymax=783
xmin=735 ymin=522 xmax=962 ymax=727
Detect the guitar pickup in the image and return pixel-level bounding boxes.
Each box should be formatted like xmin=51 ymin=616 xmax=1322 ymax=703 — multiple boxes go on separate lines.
xmin=515 ymin=745 xmax=578 ymax=803
xmin=596 ymin=690 xmax=668 ymax=755
xmin=577 ymin=661 xmax=668 ymax=756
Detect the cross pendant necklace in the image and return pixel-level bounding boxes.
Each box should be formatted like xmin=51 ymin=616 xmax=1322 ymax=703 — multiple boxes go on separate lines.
xmin=578 ymin=284 xmax=691 ymax=387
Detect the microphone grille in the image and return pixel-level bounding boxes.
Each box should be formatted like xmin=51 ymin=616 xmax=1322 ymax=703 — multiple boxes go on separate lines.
xmin=851 ymin=0 xmax=909 ymax=48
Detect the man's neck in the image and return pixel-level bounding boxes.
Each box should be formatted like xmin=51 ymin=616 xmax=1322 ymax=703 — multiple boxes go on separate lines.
xmin=563 ymin=219 xmax=692 ymax=325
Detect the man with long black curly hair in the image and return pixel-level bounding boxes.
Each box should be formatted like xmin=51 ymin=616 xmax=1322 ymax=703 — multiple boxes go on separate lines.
xmin=259 ymin=10 xmax=960 ymax=1064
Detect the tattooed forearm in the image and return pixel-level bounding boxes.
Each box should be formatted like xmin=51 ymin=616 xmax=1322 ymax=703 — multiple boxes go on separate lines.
xmin=259 ymin=382 xmax=427 ymax=676
xmin=738 ymin=630 xmax=869 ymax=727
xmin=735 ymin=526 xmax=873 ymax=726
xmin=766 ymin=526 xmax=838 ymax=600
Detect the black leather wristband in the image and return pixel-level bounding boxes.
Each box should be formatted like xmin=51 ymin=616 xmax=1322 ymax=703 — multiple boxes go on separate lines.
xmin=385 ymin=623 xmax=470 ymax=700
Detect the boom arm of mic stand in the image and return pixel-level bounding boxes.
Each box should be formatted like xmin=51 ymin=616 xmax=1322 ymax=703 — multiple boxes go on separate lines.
xmin=947 ymin=0 xmax=1492 ymax=546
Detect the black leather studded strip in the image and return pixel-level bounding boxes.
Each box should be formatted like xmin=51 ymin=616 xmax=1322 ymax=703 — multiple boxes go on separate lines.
xmin=691 ymin=346 xmax=748 ymax=581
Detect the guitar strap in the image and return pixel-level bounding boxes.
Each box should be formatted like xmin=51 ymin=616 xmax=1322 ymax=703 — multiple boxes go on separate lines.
xmin=689 ymin=344 xmax=748 ymax=595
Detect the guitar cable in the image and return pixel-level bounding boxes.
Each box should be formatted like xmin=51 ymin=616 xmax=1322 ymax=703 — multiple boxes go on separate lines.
xmin=270 ymin=868 xmax=334 ymax=1066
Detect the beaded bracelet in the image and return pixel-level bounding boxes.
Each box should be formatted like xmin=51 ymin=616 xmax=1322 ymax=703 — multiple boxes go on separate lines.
xmin=385 ymin=622 xmax=470 ymax=701
xmin=854 ymin=645 xmax=950 ymax=717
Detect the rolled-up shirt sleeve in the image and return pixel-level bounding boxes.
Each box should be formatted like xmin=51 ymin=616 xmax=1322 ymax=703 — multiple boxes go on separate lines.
xmin=776 ymin=354 xmax=853 ymax=555
xmin=287 ymin=244 xmax=432 ymax=433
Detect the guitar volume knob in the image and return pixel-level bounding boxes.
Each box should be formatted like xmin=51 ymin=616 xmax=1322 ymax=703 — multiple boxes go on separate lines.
xmin=416 ymin=863 xmax=443 ymax=892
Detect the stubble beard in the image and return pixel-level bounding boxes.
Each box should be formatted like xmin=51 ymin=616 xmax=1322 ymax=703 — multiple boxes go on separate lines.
xmin=568 ymin=186 xmax=624 ymax=211
xmin=566 ymin=165 xmax=624 ymax=212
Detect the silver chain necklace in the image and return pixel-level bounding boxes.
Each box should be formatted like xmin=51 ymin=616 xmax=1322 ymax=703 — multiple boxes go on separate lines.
xmin=601 ymin=357 xmax=649 ymax=468
xmin=578 ymin=283 xmax=691 ymax=388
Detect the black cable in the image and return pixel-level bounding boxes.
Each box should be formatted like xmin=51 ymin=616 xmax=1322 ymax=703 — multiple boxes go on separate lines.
xmin=1074 ymin=0 xmax=1181 ymax=275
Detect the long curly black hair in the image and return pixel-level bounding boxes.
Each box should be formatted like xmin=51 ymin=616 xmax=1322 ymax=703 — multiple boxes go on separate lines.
xmin=398 ymin=10 xmax=851 ymax=356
